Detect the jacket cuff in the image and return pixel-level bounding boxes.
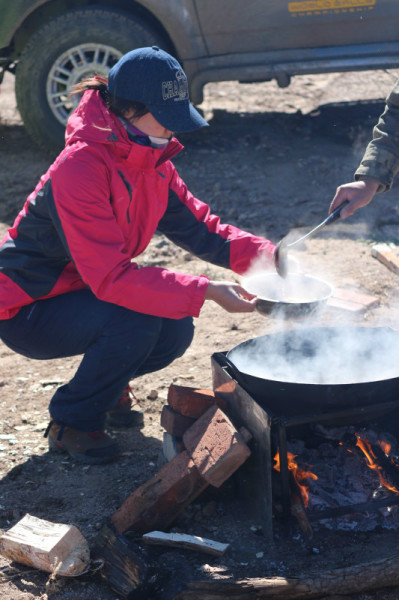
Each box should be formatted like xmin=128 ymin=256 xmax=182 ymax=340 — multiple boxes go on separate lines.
xmin=354 ymin=170 xmax=389 ymax=193
xmin=190 ymin=275 xmax=209 ymax=317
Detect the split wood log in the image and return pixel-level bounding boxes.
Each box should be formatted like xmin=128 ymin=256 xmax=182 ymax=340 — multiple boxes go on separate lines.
xmin=142 ymin=531 xmax=229 ymax=556
xmin=0 ymin=514 xmax=89 ymax=576
xmin=172 ymin=553 xmax=399 ymax=599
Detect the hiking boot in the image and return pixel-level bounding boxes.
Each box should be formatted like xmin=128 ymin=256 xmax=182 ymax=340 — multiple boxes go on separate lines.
xmin=106 ymin=384 xmax=144 ymax=428
xmin=45 ymin=422 xmax=120 ymax=465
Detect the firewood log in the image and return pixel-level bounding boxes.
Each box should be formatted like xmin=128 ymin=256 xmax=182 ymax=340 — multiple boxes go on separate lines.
xmin=0 ymin=514 xmax=89 ymax=576
xmin=172 ymin=553 xmax=399 ymax=599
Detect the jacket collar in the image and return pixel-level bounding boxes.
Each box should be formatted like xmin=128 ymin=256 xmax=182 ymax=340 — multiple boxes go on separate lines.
xmin=124 ymin=137 xmax=183 ymax=169
xmin=65 ymin=90 xmax=184 ymax=167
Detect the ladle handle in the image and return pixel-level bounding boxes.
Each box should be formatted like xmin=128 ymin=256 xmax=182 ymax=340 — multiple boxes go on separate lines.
xmin=286 ymin=199 xmax=350 ymax=250
xmin=324 ymin=199 xmax=350 ymax=225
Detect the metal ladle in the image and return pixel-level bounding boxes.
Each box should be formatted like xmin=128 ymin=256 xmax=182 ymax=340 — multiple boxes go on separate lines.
xmin=274 ymin=200 xmax=349 ymax=278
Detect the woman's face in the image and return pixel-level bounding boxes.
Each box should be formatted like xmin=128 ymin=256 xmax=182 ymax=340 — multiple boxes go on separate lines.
xmin=124 ymin=109 xmax=173 ymax=139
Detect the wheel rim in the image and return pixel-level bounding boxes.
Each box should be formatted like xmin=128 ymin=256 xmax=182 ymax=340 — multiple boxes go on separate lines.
xmin=46 ymin=43 xmax=123 ymax=126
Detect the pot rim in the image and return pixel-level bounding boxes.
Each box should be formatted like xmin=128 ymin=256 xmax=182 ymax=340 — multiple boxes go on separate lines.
xmin=244 ymin=272 xmax=334 ymax=306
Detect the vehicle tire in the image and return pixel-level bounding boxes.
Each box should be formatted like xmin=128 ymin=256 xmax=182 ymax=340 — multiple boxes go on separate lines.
xmin=15 ymin=8 xmax=170 ymax=154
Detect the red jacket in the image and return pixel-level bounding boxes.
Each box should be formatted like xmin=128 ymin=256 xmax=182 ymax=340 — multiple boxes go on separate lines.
xmin=0 ymin=90 xmax=275 ymax=320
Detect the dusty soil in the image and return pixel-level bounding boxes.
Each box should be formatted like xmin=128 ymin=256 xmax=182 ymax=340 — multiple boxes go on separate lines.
xmin=1 ymin=68 xmax=399 ymax=600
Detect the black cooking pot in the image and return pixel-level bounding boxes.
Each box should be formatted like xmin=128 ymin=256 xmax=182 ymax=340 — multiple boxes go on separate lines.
xmin=220 ymin=326 xmax=399 ymax=418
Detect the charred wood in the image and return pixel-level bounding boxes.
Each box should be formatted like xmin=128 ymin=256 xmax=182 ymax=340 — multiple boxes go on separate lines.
xmin=92 ymin=522 xmax=152 ymax=598
xmin=172 ymin=553 xmax=399 ymax=599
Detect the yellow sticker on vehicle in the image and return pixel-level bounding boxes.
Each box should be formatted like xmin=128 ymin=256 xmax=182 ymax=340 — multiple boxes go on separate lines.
xmin=289 ymin=0 xmax=375 ymax=15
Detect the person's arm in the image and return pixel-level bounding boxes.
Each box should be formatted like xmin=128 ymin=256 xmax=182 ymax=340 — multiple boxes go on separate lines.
xmin=47 ymin=149 xmax=211 ymax=319
xmin=48 ymin=148 xmax=259 ymax=317
xmin=158 ymin=169 xmax=275 ymax=273
xmin=330 ymin=79 xmax=399 ymax=217
xmin=355 ymin=79 xmax=399 ymax=192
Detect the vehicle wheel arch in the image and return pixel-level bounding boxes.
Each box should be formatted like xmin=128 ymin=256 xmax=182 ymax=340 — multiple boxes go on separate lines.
xmin=9 ymin=0 xmax=177 ymax=61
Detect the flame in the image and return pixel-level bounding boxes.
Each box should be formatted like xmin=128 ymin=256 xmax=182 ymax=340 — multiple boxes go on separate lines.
xmin=273 ymin=449 xmax=318 ymax=507
xmin=380 ymin=440 xmax=391 ymax=455
xmin=355 ymin=434 xmax=399 ymax=494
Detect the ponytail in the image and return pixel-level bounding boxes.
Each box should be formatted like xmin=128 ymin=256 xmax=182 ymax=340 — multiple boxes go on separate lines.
xmin=70 ymin=77 xmax=149 ymax=119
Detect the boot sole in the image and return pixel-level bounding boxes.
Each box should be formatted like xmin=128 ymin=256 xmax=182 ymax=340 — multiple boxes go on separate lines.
xmin=48 ymin=436 xmax=119 ymax=465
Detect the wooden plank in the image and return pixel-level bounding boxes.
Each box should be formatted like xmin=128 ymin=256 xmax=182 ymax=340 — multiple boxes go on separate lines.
xmin=0 ymin=514 xmax=89 ymax=576
xmin=211 ymin=354 xmax=273 ymax=542
xmin=142 ymin=531 xmax=229 ymax=556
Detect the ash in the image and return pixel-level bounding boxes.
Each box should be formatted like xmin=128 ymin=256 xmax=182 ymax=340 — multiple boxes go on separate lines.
xmin=288 ymin=424 xmax=399 ymax=532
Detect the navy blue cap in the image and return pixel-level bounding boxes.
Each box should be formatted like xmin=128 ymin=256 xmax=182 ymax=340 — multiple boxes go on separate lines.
xmin=107 ymin=46 xmax=208 ymax=133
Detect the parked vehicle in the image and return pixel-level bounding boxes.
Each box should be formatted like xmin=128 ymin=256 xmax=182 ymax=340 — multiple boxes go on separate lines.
xmin=1 ymin=0 xmax=398 ymax=153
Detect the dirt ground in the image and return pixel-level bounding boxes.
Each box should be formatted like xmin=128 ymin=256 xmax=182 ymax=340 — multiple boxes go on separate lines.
xmin=1 ymin=68 xmax=399 ymax=600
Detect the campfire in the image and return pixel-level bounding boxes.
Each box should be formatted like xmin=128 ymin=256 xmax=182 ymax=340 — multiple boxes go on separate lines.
xmin=354 ymin=433 xmax=399 ymax=495
xmin=272 ymin=425 xmax=399 ymax=532
xmin=273 ymin=448 xmax=318 ymax=508
xmin=2 ymin=367 xmax=399 ymax=599
xmin=212 ymin=323 xmax=399 ymax=538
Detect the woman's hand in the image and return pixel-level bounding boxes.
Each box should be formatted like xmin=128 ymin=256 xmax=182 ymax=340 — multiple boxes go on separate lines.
xmin=329 ymin=179 xmax=379 ymax=218
xmin=205 ymin=280 xmax=257 ymax=313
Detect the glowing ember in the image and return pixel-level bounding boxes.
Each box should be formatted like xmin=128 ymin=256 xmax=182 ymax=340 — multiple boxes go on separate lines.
xmin=273 ymin=449 xmax=318 ymax=507
xmin=355 ymin=434 xmax=399 ymax=495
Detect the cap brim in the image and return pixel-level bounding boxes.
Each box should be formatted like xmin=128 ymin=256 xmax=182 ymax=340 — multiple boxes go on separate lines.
xmin=147 ymin=101 xmax=208 ymax=133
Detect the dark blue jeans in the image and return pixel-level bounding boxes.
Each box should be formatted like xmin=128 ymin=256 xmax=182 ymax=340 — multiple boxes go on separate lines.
xmin=0 ymin=290 xmax=194 ymax=431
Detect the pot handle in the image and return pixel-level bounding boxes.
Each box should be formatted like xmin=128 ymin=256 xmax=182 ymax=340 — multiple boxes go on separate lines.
xmin=215 ymin=352 xmax=249 ymax=388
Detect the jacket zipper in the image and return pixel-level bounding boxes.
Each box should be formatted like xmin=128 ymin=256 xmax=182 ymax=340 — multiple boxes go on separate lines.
xmin=117 ymin=170 xmax=133 ymax=223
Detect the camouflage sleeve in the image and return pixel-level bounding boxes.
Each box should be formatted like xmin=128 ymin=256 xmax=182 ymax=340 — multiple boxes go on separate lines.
xmin=354 ymin=79 xmax=399 ymax=193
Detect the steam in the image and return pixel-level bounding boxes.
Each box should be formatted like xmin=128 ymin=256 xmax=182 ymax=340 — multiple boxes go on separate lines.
xmin=238 ymin=241 xmax=399 ymax=385
xmin=228 ymin=325 xmax=399 ymax=385
xmin=242 ymin=272 xmax=332 ymax=304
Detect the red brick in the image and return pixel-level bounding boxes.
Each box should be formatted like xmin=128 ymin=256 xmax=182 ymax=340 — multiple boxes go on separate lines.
xmin=160 ymin=405 xmax=196 ymax=437
xmin=167 ymin=384 xmax=227 ymax=419
xmin=183 ymin=405 xmax=251 ymax=488
xmin=372 ymin=244 xmax=399 ymax=275
xmin=327 ymin=288 xmax=379 ymax=313
xmin=327 ymin=297 xmax=367 ymax=313
xmin=111 ymin=451 xmax=208 ymax=534
xmin=334 ymin=288 xmax=380 ymax=308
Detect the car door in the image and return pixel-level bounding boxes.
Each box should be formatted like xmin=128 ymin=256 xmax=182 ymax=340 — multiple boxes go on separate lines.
xmin=194 ymin=0 xmax=399 ymax=55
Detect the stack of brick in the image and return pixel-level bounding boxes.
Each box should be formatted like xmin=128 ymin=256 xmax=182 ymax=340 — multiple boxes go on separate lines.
xmin=111 ymin=385 xmax=251 ymax=535
xmin=160 ymin=384 xmax=228 ymax=456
